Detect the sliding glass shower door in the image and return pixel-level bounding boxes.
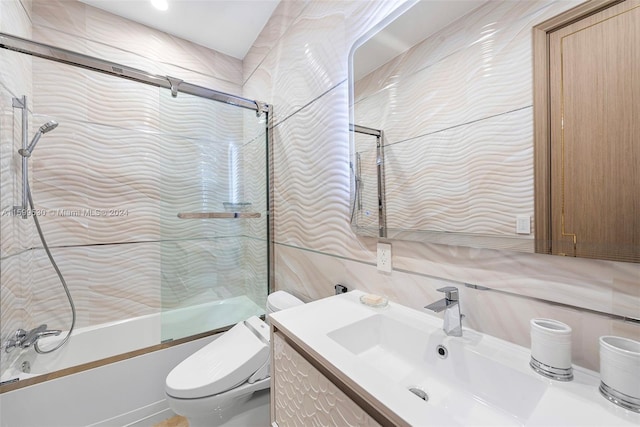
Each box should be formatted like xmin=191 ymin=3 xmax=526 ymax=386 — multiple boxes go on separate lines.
xmin=158 ymin=90 xmax=269 ymax=342
xmin=0 ymin=34 xmax=270 ymax=383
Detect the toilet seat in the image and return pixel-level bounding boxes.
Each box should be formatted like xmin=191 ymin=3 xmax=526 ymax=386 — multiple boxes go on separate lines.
xmin=166 ymin=316 xmax=269 ymax=399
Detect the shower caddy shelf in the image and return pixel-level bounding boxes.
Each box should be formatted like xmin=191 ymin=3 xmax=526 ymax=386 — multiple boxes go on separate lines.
xmin=177 ymin=212 xmax=261 ymax=219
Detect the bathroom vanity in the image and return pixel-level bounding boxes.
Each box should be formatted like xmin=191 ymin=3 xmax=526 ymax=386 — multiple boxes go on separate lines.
xmin=269 ymin=291 xmax=639 ymax=426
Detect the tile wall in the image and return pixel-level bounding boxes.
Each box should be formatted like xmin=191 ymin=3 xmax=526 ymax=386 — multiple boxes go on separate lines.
xmin=243 ymin=0 xmax=639 ymax=371
xmin=1 ymin=0 xmax=637 ymax=378
xmin=0 ymin=0 xmax=269 ymax=374
xmin=1 ymin=0 xmax=35 ymax=375
xmin=352 ymin=1 xmax=598 ymax=252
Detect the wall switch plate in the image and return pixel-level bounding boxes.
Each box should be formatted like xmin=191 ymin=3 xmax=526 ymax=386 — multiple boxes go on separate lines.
xmin=377 ymin=243 xmax=392 ymax=273
xmin=516 ymin=215 xmax=531 ymax=234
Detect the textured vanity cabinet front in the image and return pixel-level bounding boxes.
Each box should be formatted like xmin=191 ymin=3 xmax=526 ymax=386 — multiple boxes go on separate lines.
xmin=272 ymin=331 xmax=382 ymax=427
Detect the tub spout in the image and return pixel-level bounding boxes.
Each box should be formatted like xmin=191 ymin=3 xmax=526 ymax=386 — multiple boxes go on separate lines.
xmin=22 ymin=324 xmax=62 ymax=348
xmin=4 ymin=324 xmax=62 ymax=351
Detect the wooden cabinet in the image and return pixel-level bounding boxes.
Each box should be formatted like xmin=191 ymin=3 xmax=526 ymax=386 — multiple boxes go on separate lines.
xmin=271 ymin=330 xmax=384 ymax=427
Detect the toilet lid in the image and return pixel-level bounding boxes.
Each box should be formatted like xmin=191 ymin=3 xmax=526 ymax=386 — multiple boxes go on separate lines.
xmin=267 ymin=290 xmax=304 ymax=312
xmin=165 ymin=317 xmax=269 ymax=399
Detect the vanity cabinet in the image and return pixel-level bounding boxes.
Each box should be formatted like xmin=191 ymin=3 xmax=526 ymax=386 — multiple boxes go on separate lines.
xmin=271 ymin=330 xmax=388 ymax=427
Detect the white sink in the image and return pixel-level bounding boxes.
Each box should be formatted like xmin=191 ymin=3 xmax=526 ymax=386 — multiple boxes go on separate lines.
xmin=328 ymin=314 xmax=547 ymax=425
xmin=269 ymin=290 xmax=640 ymax=426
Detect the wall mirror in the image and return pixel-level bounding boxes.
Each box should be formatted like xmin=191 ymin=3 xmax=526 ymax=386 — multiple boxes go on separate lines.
xmin=350 ymin=0 xmax=544 ymax=252
xmin=349 ymin=0 xmax=639 ymax=262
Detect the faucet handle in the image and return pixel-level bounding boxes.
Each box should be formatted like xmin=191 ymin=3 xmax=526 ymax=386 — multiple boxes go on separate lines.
xmin=436 ymin=286 xmax=459 ymax=301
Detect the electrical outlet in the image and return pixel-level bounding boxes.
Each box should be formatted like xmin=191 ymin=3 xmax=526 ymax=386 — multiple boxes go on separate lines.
xmin=377 ymin=243 xmax=392 ymax=273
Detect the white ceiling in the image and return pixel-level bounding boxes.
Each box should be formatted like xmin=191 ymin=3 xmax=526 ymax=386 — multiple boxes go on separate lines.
xmin=79 ymin=0 xmax=280 ymax=60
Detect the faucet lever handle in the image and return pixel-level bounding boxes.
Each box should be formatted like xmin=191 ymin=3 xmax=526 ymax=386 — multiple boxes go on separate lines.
xmin=436 ymin=286 xmax=459 ymax=301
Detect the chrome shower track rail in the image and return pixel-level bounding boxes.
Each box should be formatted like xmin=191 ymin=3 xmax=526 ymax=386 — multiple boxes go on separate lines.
xmin=0 ymin=32 xmax=269 ymax=113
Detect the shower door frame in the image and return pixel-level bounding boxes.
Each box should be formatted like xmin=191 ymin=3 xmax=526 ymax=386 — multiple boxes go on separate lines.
xmin=0 ymin=32 xmax=274 ymax=392
xmin=0 ymin=33 xmax=268 ymax=112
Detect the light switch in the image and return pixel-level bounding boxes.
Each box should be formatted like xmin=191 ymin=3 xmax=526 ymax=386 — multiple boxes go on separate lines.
xmin=516 ymin=216 xmax=531 ymax=235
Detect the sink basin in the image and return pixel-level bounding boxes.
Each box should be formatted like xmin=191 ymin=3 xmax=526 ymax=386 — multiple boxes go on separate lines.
xmin=270 ymin=291 xmax=640 ymax=426
xmin=328 ymin=313 xmax=547 ymax=425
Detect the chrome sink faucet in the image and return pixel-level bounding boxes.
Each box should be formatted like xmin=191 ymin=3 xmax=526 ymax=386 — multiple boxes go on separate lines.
xmin=424 ymin=286 xmax=464 ymax=337
xmin=3 ymin=324 xmax=62 ymax=353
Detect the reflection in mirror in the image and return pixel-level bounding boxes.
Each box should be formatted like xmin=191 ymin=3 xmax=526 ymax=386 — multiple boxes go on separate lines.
xmin=351 ymin=125 xmax=386 ymax=238
xmin=350 ymin=0 xmax=580 ymax=252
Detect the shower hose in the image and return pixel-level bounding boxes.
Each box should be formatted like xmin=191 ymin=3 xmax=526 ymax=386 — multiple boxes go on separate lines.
xmin=27 ymin=182 xmax=76 ymax=354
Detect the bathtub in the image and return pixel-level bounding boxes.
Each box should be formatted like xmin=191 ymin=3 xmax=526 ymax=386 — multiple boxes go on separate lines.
xmin=1 ymin=294 xmax=264 ymax=383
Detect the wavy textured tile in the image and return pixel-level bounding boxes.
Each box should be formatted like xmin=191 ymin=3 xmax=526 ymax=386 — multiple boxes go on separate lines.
xmin=353 ymin=1 xmax=584 ymax=143
xmin=273 ymin=86 xmax=352 ymax=256
xmin=244 ymin=0 xmax=404 ymax=125
xmin=32 ymin=58 xmax=90 ymax=124
xmin=0 ymin=1 xmax=33 ymax=380
xmin=0 ymin=252 xmax=25 ymax=373
xmin=21 ymin=113 xmax=254 ymax=245
xmin=274 ymin=244 xmax=639 ymax=372
xmin=25 ymin=243 xmax=160 ymax=328
xmin=32 ymin=0 xmax=242 ymax=85
xmin=0 ymin=51 xmax=32 ymax=110
xmin=0 ymin=0 xmax=32 ymax=38
xmin=242 ymin=125 xmax=269 ymax=239
xmin=87 ymin=72 xmax=161 ymax=132
xmin=0 ymin=89 xmax=18 ymax=257
xmin=384 ymin=107 xmax=533 ymax=237
xmin=249 ymin=0 xmax=640 ymax=374
xmin=158 ymin=90 xmax=243 ymax=141
xmin=160 ymin=239 xmax=247 ymax=308
xmin=84 ymin=5 xmax=243 ymax=84
xmin=243 ymin=0 xmax=311 ymax=84
xmin=32 ymin=0 xmax=86 ymax=37
xmin=34 ymin=24 xmax=160 ymax=76
xmin=243 ymin=236 xmax=269 ymax=307
xmin=355 ymin=43 xmax=531 ymax=145
xmin=3 ymin=0 xmax=635 ymax=385
xmin=355 ymin=2 xmax=558 ymax=102
xmin=1 ymin=0 xmax=268 ymax=363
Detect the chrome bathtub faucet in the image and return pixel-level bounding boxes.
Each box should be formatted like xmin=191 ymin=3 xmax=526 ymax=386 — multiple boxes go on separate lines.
xmin=3 ymin=324 xmax=62 ymax=353
xmin=425 ymin=286 xmax=464 ymax=337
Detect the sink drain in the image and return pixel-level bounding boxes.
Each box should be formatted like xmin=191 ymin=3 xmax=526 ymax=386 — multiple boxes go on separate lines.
xmin=436 ymin=344 xmax=448 ymax=359
xmin=409 ymin=387 xmax=429 ymax=401
xmin=21 ymin=361 xmax=31 ymax=374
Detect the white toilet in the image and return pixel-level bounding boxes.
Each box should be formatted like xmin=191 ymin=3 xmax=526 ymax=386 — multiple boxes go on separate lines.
xmin=165 ymin=291 xmax=304 ymax=427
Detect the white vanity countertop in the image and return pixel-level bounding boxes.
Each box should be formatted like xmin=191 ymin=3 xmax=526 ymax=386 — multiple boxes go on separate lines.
xmin=269 ymin=290 xmax=640 ymax=426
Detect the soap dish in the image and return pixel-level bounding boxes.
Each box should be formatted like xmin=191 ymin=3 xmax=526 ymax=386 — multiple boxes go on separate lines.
xmin=360 ymin=294 xmax=389 ymax=308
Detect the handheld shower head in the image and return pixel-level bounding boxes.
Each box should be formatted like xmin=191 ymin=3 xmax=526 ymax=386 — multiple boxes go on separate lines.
xmin=39 ymin=120 xmax=59 ymax=134
xmin=19 ymin=120 xmax=58 ymax=157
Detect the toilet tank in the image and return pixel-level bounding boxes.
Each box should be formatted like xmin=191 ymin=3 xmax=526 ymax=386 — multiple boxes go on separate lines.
xmin=266 ymin=291 xmax=304 ymax=319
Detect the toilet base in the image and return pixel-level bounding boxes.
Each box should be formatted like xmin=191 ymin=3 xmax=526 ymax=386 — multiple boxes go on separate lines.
xmin=208 ymin=388 xmax=269 ymax=427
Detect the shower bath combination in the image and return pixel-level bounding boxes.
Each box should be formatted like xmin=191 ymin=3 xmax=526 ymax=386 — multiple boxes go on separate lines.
xmin=3 ymin=97 xmax=76 ymax=356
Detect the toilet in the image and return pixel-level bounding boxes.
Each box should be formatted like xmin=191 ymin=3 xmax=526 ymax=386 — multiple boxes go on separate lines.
xmin=165 ymin=291 xmax=304 ymax=427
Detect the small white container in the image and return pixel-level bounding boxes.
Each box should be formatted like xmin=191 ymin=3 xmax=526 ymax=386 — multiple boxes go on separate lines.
xmin=599 ymin=336 xmax=640 ymax=412
xmin=529 ymin=318 xmax=573 ymax=381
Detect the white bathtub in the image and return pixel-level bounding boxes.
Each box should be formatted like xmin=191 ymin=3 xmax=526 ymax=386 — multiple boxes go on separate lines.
xmin=1 ymin=333 xmax=220 ymax=427
xmin=1 ymin=295 xmax=264 ymax=383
